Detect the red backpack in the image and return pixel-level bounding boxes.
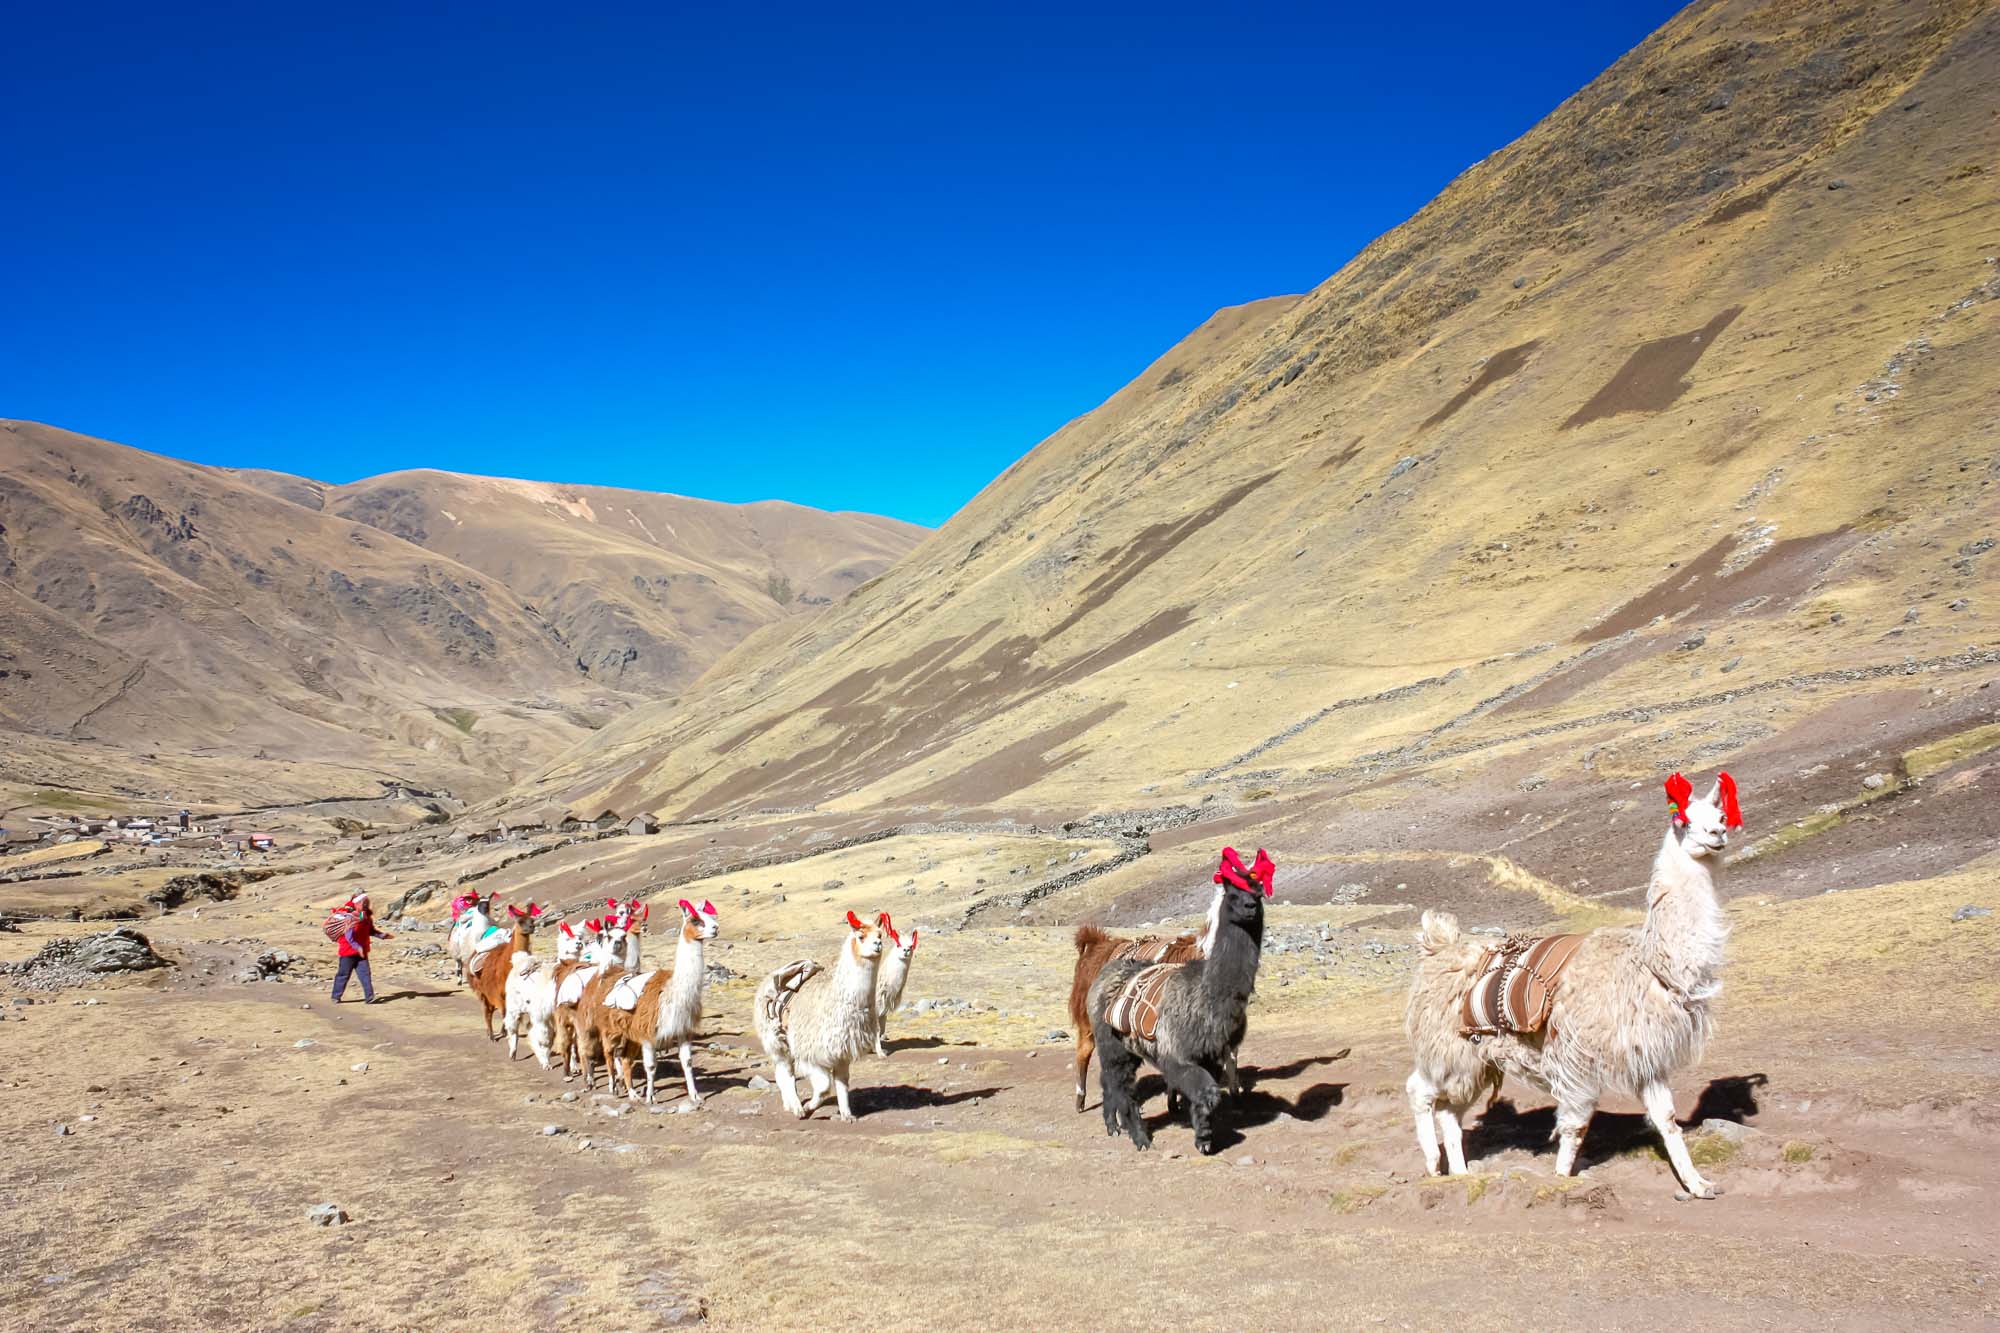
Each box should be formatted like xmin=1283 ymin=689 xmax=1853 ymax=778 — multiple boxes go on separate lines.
xmin=322 ymin=903 xmax=361 ymax=943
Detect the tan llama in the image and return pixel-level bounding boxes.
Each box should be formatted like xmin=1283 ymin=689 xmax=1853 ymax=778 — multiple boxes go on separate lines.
xmin=871 ymin=913 xmax=918 ymax=1057
xmin=754 ymin=910 xmax=885 ymax=1121
xmin=1404 ymin=772 xmax=1743 ymax=1198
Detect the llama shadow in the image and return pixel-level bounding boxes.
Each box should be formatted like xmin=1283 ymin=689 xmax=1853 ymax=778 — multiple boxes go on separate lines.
xmin=852 ymin=1084 xmax=1005 ymax=1114
xmin=1131 ymin=1076 xmax=1349 ymax=1151
xmin=883 ymin=1037 xmax=974 ymax=1052
xmin=1472 ymin=1073 xmax=1770 ymax=1165
xmin=369 ymin=988 xmax=457 ymax=1003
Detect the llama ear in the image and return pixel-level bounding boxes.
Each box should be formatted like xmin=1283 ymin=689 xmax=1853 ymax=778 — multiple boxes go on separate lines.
xmin=560 ymin=921 xmax=574 ymax=937
xmin=699 ymin=900 xmax=717 ymax=917
xmin=1715 ymin=771 xmax=1743 ymax=828
xmin=908 ymin=927 xmax=919 ymax=948
xmin=640 ymin=902 xmax=651 ymax=923
xmin=529 ymin=903 xmax=544 ymax=917
xmin=678 ymin=898 xmax=696 ymax=917
xmin=1252 ymin=848 xmax=1277 ymax=897
xmin=883 ymin=922 xmax=900 ymax=947
xmin=846 ymin=910 xmax=866 ymax=932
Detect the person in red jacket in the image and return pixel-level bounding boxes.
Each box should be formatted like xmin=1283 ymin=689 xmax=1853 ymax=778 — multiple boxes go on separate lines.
xmin=332 ymin=892 xmax=394 ymax=1004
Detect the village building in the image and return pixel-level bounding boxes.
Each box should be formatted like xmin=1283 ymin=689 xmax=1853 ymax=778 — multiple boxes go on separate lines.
xmin=624 ymin=814 xmax=660 ymax=836
xmin=588 ymin=809 xmax=622 ymax=832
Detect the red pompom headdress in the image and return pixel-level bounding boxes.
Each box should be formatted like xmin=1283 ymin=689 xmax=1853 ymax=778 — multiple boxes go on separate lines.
xmin=1664 ymin=772 xmax=1693 ymax=826
xmin=1214 ymin=846 xmax=1276 ymax=897
xmin=1716 ymin=771 xmax=1743 ymax=829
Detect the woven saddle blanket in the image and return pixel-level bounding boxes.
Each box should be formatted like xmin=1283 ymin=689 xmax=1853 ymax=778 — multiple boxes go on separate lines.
xmin=606 ymin=971 xmax=656 ymax=1011
xmin=1460 ymin=933 xmax=1589 ymax=1036
xmin=1105 ymin=962 xmax=1178 ymax=1044
xmin=1110 ymin=933 xmax=1197 ymax=966
xmin=556 ymin=963 xmax=603 ymax=1007
xmin=761 ymin=959 xmax=822 ymax=1028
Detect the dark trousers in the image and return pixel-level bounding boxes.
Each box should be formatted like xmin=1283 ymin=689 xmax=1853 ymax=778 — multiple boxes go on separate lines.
xmin=332 ymin=954 xmax=375 ymax=1002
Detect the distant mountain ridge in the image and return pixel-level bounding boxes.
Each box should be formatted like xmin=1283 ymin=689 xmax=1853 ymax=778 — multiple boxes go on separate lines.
xmin=0 ymin=420 xmax=924 ymax=804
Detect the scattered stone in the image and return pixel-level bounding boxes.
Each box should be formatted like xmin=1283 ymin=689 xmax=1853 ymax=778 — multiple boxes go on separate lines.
xmin=1679 ymin=631 xmax=1708 ymax=651
xmin=1698 ymin=1118 xmax=1755 ymax=1143
xmin=560 ymin=1091 xmax=578 ymax=1103
xmin=1720 ymin=657 xmax=1742 ymax=673
xmin=1948 ymin=599 xmax=1969 ymax=611
xmin=307 ymin=1203 xmax=348 ymax=1226
xmin=54 ymin=1123 xmax=70 ymax=1137
xmin=293 ymin=1039 xmax=316 ymax=1049
xmin=542 ymin=1124 xmax=567 ymax=1136
xmin=1862 ymin=774 xmax=1888 ymax=791
xmin=1953 ymin=905 xmax=1991 ymax=922
xmin=1387 ymin=456 xmax=1419 ymax=481
xmin=350 ymin=1063 xmax=369 ymax=1074
xmin=1903 ymin=607 xmax=1920 ymax=623
xmin=747 ymin=1074 xmax=771 ymax=1090
xmin=1237 ymin=1155 xmax=1257 ymax=1166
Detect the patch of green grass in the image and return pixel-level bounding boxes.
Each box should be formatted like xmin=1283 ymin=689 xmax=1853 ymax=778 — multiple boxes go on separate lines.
xmin=1330 ymin=1185 xmax=1387 ymax=1213
xmin=1905 ymin=722 xmax=2000 ymax=781
xmin=437 ymin=707 xmax=478 ymax=735
xmin=1243 ymin=788 xmax=1275 ymax=802
xmin=1782 ymin=1140 xmax=1816 ymax=1164
xmin=1333 ymin=1139 xmax=1374 ymax=1168
xmin=1686 ymin=1132 xmax=1741 ymax=1168
xmin=26 ymin=788 xmax=119 ymax=812
xmin=1463 ymin=1173 xmax=1491 ymax=1205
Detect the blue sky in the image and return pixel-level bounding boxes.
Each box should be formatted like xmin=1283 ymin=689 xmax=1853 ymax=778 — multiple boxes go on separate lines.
xmin=6 ymin=3 xmax=1681 ymax=526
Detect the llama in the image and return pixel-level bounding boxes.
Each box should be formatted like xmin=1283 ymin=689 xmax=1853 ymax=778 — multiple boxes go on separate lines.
xmin=506 ymin=913 xmax=591 ymax=1062
xmin=1404 ymin=771 xmax=1742 ymax=1198
xmin=467 ymin=901 xmax=542 ymax=1041
xmin=1067 ymin=881 xmax=1231 ymax=1111
xmin=871 ymin=913 xmax=918 ymax=1057
xmin=1088 ymin=848 xmax=1271 ymax=1155
xmin=753 ymin=910 xmax=885 ymax=1121
xmin=582 ymin=899 xmax=720 ymax=1104
xmin=549 ymin=916 xmax=617 ymax=1077
xmin=447 ymin=891 xmax=505 ymax=983
xmin=603 ymin=897 xmax=648 ymax=969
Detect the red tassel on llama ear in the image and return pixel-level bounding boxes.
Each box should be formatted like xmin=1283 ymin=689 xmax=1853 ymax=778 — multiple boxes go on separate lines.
xmin=1214 ymin=846 xmax=1252 ymax=891
xmin=559 ymin=921 xmax=574 ymax=937
xmin=1664 ymin=772 xmax=1694 ymax=826
xmin=699 ymin=900 xmax=716 ymax=917
xmin=846 ymin=910 xmax=866 ymax=932
xmin=1251 ymin=849 xmax=1277 ymax=897
xmin=677 ymin=898 xmax=696 ymax=917
xmin=1716 ymin=771 xmax=1743 ymax=828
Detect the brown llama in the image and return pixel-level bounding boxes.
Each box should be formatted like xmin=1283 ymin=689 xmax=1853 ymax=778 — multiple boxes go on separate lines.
xmin=467 ymin=901 xmax=542 ymax=1041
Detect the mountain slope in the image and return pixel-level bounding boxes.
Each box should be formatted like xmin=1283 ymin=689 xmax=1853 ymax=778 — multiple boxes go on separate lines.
xmin=0 ymin=422 xmax=923 ymax=804
xmin=535 ymin=0 xmax=1999 ymax=844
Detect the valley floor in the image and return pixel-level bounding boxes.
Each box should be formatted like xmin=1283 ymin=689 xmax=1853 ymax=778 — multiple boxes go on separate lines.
xmin=2 ymin=847 xmax=1995 ymax=1331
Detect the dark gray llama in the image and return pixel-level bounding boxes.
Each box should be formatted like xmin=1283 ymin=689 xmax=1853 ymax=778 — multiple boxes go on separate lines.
xmin=1087 ymin=847 xmax=1272 ymax=1155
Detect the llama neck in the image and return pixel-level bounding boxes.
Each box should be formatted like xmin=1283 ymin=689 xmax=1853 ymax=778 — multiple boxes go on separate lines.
xmin=621 ymin=932 xmax=643 ymax=970
xmin=1641 ymin=828 xmax=1727 ymax=991
xmin=879 ymin=951 xmax=911 ymax=1002
xmin=1200 ymin=910 xmax=1262 ymax=999
xmin=509 ymin=924 xmax=533 ymax=956
xmin=834 ymin=940 xmax=882 ymax=1006
xmin=669 ymin=931 xmax=707 ymax=1005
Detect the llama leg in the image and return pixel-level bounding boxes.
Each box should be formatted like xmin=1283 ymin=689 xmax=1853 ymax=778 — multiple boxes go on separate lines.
xmin=831 ymin=1060 xmax=855 ymax=1122
xmin=679 ymin=1040 xmax=702 ymax=1106
xmin=639 ymin=1041 xmax=657 ymax=1104
xmin=772 ymin=1059 xmax=803 ymax=1116
xmin=1223 ymin=1045 xmax=1242 ymax=1098
xmin=872 ymin=1017 xmax=887 ymax=1059
xmin=1158 ymin=1055 xmax=1221 ymax=1155
xmin=1096 ymin=1031 xmax=1150 ymax=1150
xmin=1407 ymin=1070 xmax=1444 ymax=1175
xmin=1554 ymin=1098 xmax=1595 ymax=1176
xmin=1436 ymin=1104 xmax=1469 ymax=1175
xmin=803 ymin=1063 xmax=833 ymax=1112
xmin=1074 ymin=1025 xmax=1096 ymax=1114
xmin=530 ymin=1018 xmax=553 ymax=1070
xmin=1642 ymin=1081 xmax=1719 ymax=1199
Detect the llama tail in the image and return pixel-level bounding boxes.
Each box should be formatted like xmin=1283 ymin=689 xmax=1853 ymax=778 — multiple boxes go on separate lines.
xmin=1069 ymin=926 xmax=1114 ymax=1033
xmin=1416 ymin=910 xmax=1462 ymax=955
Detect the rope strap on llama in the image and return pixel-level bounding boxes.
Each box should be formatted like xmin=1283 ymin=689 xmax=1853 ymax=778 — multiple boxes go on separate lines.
xmin=1214 ymin=846 xmax=1276 ymax=896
